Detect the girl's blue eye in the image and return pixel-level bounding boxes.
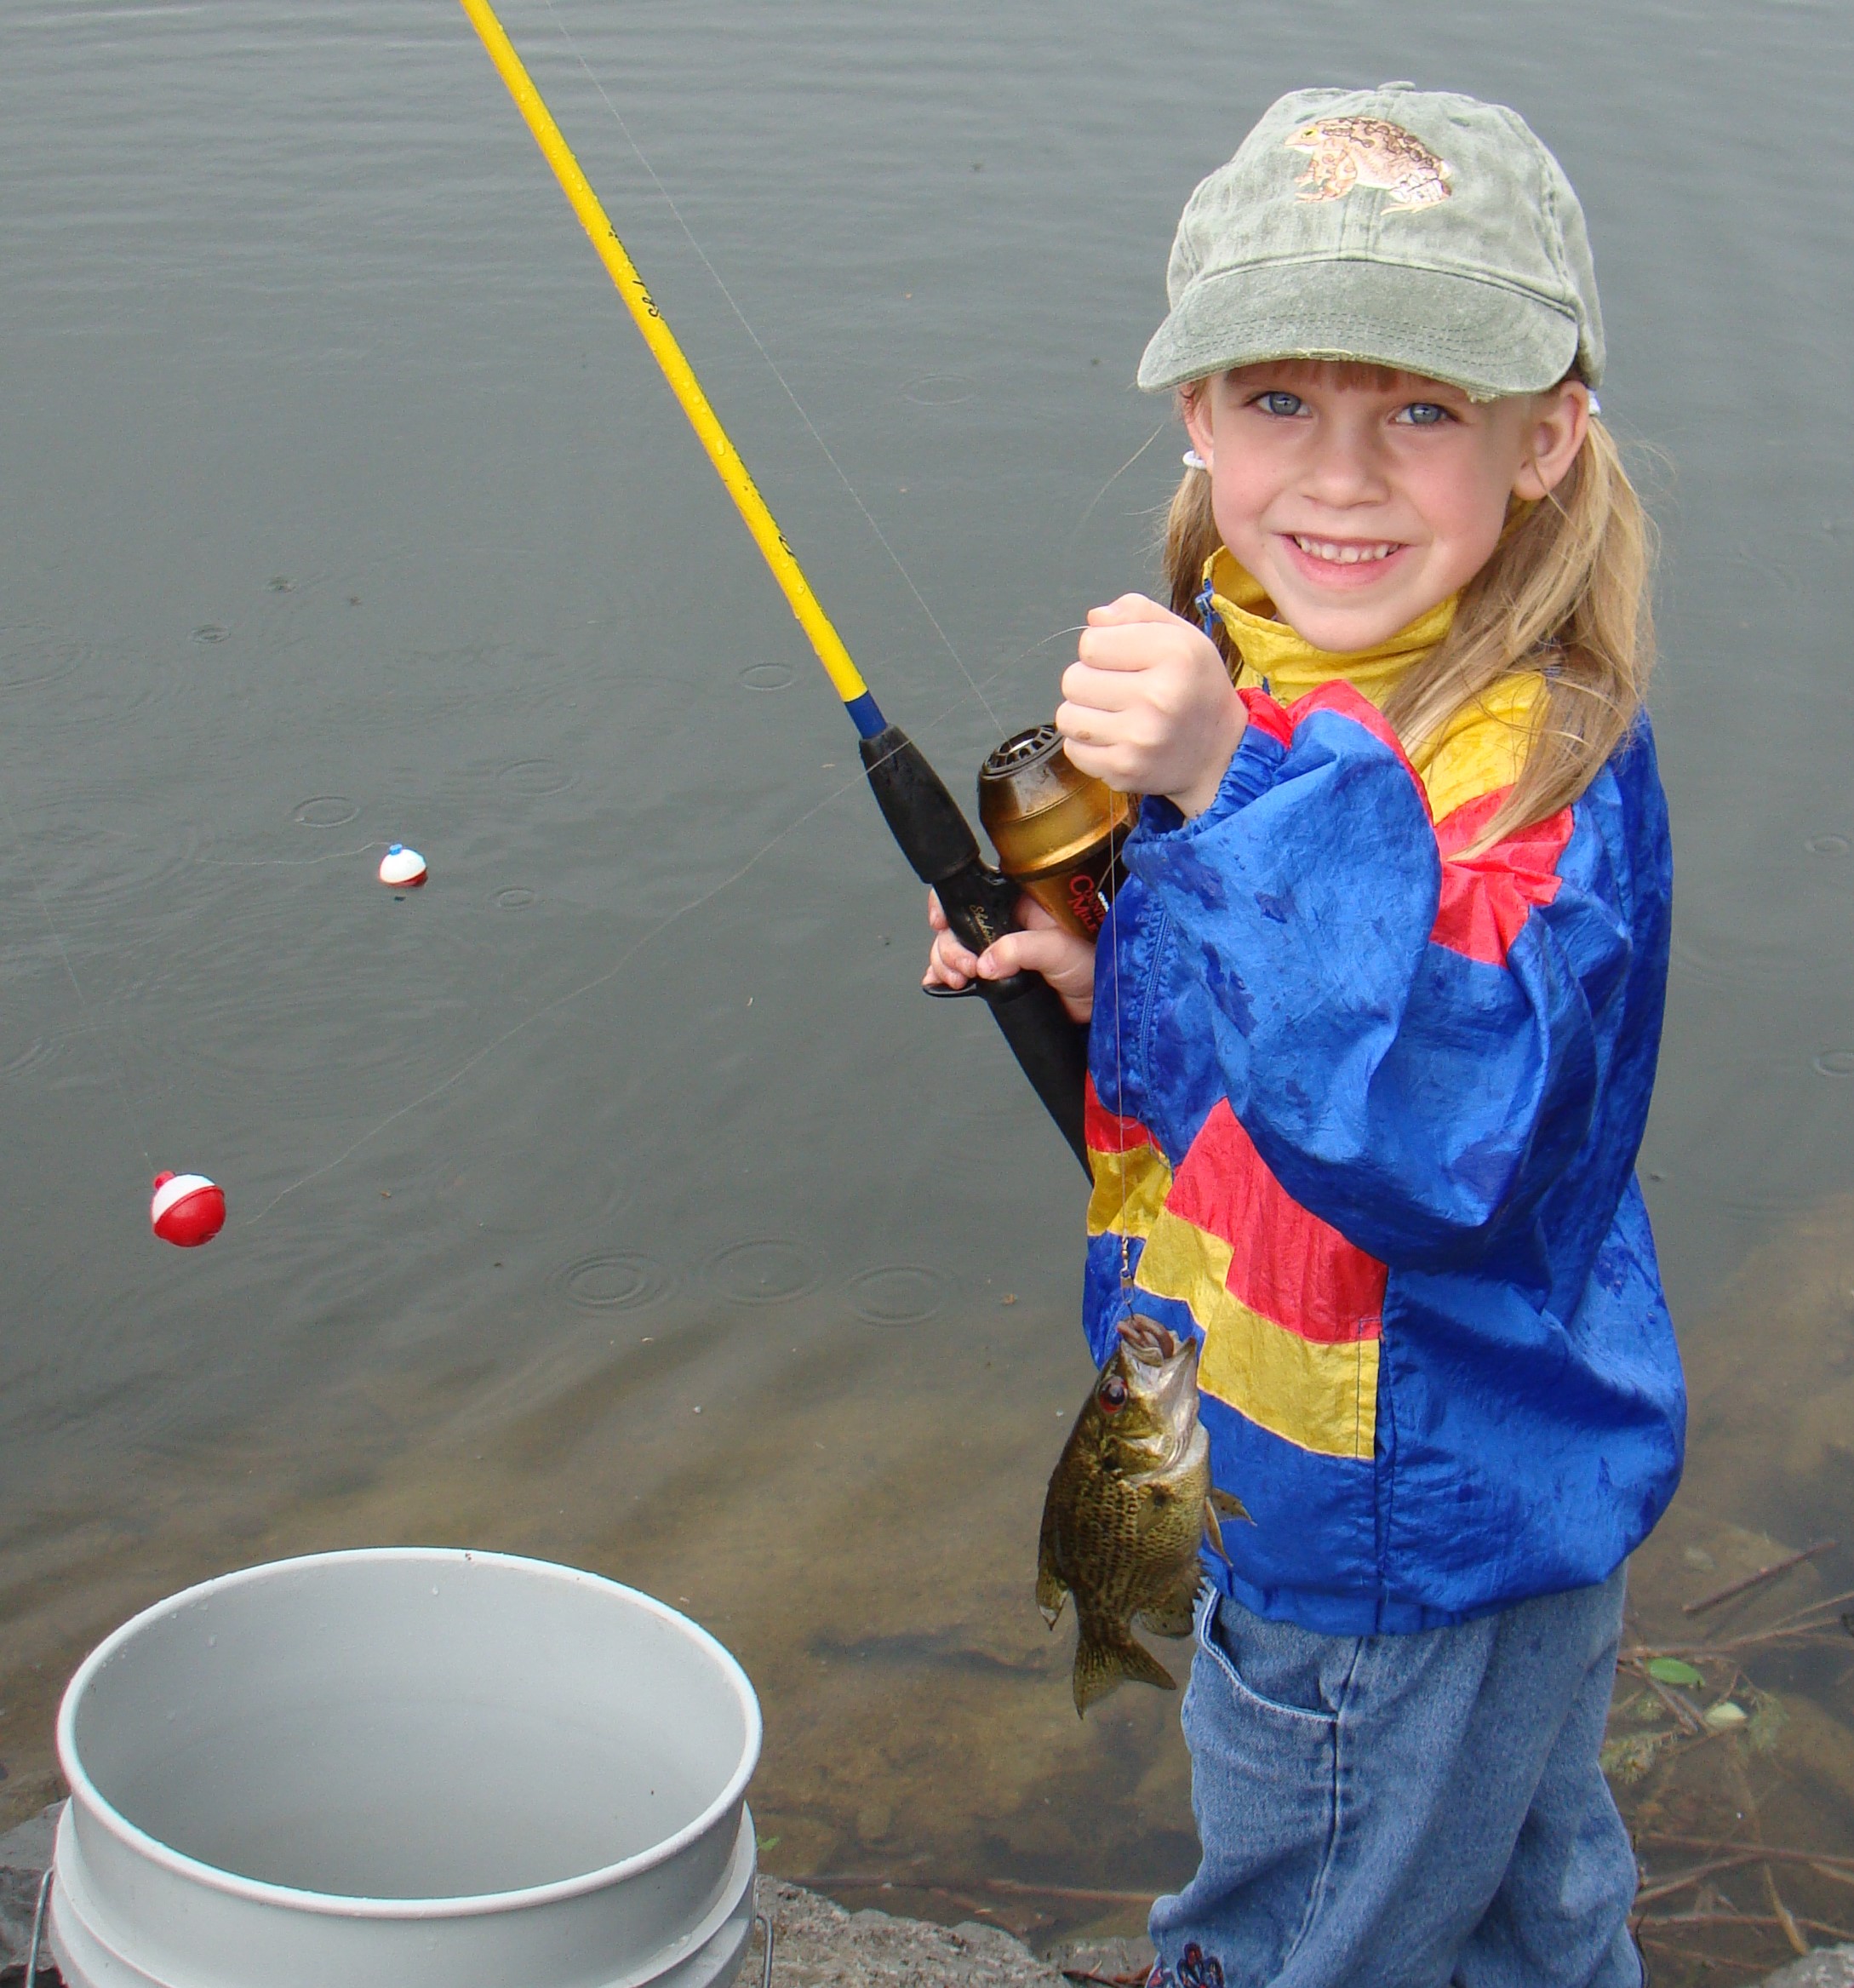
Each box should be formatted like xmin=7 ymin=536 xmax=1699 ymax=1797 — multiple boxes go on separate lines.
xmin=1396 ymin=402 xmax=1451 ymax=427
xmin=1256 ymin=391 xmax=1305 ymax=418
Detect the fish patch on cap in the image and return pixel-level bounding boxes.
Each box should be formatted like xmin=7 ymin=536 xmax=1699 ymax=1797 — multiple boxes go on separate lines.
xmin=1285 ymin=116 xmax=1453 ymax=212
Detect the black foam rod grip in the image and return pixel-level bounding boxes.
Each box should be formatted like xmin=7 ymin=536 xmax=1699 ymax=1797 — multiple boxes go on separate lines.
xmin=858 ymin=724 xmax=979 ymax=885
xmin=973 ymin=971 xmax=1092 ymax=1172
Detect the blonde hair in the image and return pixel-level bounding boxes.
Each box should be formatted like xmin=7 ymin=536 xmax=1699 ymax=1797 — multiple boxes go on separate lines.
xmin=1162 ymin=396 xmax=1656 ymax=851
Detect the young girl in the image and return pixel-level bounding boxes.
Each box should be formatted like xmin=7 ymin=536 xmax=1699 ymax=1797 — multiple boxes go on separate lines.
xmin=927 ymin=85 xmax=1680 ymax=1988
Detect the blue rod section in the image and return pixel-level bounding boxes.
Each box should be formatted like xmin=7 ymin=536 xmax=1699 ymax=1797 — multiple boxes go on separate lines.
xmin=844 ymin=690 xmax=889 ymax=739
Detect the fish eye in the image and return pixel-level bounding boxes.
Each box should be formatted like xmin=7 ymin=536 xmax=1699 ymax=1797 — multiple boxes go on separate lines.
xmin=1098 ymin=1375 xmax=1128 ymax=1413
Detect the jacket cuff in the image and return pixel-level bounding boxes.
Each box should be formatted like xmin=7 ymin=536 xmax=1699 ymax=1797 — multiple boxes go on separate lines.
xmin=1143 ymin=696 xmax=1289 ymax=844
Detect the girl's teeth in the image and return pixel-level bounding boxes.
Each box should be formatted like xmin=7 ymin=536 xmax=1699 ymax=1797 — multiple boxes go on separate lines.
xmin=1293 ymin=536 xmax=1397 ymax=565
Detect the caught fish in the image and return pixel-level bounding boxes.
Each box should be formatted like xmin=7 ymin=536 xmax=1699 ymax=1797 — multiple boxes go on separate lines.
xmin=1036 ymin=1315 xmax=1249 ymax=1716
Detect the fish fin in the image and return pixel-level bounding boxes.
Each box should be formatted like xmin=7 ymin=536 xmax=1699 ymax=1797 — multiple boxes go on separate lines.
xmin=1201 ymin=1498 xmax=1225 ymax=1560
xmin=1036 ymin=1562 xmax=1067 ymax=1630
xmin=1136 ymin=1580 xmax=1198 ymax=1640
xmin=1073 ymin=1631 xmax=1176 ymax=1716
xmin=1202 ymin=1488 xmax=1253 ymax=1561
xmin=1036 ymin=1498 xmax=1068 ymax=1627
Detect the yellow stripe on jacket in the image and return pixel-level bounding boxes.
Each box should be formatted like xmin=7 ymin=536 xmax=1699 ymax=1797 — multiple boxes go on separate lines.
xmin=1136 ymin=1207 xmax=1381 ymax=1461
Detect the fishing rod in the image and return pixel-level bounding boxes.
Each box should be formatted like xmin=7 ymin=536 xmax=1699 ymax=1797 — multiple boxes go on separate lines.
xmin=459 ymin=0 xmax=1126 ymax=1172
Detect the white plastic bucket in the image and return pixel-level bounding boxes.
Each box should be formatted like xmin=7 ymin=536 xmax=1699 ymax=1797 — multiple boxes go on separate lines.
xmin=47 ymin=1548 xmax=762 ymax=1988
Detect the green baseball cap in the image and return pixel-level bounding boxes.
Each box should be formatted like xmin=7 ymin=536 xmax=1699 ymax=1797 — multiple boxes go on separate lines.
xmin=1137 ymin=83 xmax=1603 ymax=400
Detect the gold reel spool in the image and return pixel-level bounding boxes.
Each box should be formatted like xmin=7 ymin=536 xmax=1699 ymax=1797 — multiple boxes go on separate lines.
xmin=977 ymin=725 xmax=1136 ymax=940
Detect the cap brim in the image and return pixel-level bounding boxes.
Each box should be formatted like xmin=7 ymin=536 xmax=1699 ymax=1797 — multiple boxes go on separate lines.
xmin=1136 ymin=259 xmax=1583 ymax=400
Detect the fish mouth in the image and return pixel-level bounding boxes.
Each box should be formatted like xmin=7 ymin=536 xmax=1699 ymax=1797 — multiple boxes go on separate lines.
xmin=1116 ymin=1315 xmax=1202 ymax=1454
xmin=1118 ymin=1315 xmax=1184 ymax=1365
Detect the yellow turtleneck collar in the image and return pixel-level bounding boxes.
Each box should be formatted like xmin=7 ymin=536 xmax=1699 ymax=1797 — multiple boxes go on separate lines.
xmin=1203 ymin=546 xmax=1548 ymax=824
xmin=1204 ymin=546 xmax=1456 ymax=709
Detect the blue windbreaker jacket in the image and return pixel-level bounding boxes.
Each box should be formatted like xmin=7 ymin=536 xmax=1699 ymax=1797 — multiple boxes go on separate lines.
xmin=1082 ymin=676 xmax=1684 ymax=1636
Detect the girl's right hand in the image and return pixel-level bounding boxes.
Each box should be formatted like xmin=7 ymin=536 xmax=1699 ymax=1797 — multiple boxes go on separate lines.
xmin=923 ymin=888 xmax=1097 ymax=1024
xmin=1058 ymin=593 xmax=1245 ymax=818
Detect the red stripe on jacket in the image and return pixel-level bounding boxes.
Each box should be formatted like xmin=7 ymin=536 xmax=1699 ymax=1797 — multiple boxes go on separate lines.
xmin=1164 ymin=1100 xmax=1386 ymax=1344
xmin=1431 ymin=791 xmax=1574 ymax=966
xmin=1084 ymin=1075 xmax=1155 ymax=1154
xmin=1237 ymin=685 xmax=1294 ymax=748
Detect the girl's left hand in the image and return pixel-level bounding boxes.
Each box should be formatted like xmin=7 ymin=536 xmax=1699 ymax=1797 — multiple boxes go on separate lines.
xmin=1058 ymin=593 xmax=1245 ymax=818
xmin=924 ymin=889 xmax=1097 ymax=1024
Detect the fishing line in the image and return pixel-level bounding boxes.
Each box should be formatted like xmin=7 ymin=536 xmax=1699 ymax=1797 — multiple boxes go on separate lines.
xmin=199 ymin=842 xmax=388 ymax=869
xmin=535 ymin=0 xmax=1005 ymax=736
xmin=957 ymin=621 xmax=1084 ymax=707
xmin=0 ymin=777 xmax=154 ymax=1174
xmin=1070 ymin=421 xmax=1168 ymax=541
xmin=1099 ymin=662 xmax=1130 ymax=1298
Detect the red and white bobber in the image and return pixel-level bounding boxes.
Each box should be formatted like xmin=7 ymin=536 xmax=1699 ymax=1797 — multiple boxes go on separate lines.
xmin=151 ymin=1172 xmax=226 ymax=1247
xmin=379 ymin=844 xmax=427 ymax=887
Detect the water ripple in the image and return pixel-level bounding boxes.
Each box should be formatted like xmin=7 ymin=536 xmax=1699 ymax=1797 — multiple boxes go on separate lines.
xmin=556 ymin=1252 xmax=672 ymax=1314
xmin=850 ymin=1264 xmax=945 ymax=1326
xmin=706 ymin=1237 xmax=822 ymax=1306
xmin=292 ymin=797 xmax=360 ymax=829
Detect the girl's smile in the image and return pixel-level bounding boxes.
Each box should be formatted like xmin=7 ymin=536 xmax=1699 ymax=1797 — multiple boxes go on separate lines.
xmin=1182 ymin=361 xmax=1589 ymax=652
xmin=1281 ymin=533 xmax=1411 ymax=588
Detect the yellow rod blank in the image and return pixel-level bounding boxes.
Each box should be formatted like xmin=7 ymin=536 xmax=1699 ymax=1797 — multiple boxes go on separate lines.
xmin=458 ymin=0 xmax=873 ymax=710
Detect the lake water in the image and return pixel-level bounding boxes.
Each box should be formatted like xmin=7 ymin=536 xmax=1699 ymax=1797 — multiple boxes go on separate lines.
xmin=3 ymin=2 xmax=1851 ymax=1979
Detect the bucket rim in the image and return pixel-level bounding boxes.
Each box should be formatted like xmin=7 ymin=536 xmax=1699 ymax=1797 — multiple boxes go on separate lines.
xmin=54 ymin=1545 xmax=763 ymax=1920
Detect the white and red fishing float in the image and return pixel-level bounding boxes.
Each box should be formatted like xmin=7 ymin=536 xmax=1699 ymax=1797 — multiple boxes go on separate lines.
xmin=150 ymin=1172 xmax=226 ymax=1247
xmin=378 ymin=844 xmax=427 ymax=887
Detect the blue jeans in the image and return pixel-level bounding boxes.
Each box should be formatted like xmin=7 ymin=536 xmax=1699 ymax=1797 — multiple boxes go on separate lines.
xmin=1148 ymin=1568 xmax=1641 ymax=1988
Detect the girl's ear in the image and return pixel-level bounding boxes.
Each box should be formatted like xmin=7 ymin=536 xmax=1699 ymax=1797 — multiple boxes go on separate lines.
xmin=1512 ymin=381 xmax=1592 ymax=501
xmin=1180 ymin=380 xmax=1216 ymax=469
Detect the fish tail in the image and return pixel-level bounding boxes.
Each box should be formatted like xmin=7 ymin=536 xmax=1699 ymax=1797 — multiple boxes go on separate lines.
xmin=1073 ymin=1629 xmax=1176 ymax=1716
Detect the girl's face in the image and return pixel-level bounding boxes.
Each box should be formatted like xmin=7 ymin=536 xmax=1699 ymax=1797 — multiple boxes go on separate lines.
xmin=1182 ymin=361 xmax=1590 ymax=654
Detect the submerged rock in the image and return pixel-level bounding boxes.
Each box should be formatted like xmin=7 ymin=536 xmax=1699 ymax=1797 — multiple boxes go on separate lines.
xmin=1760 ymin=1949 xmax=1854 ymax=1988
